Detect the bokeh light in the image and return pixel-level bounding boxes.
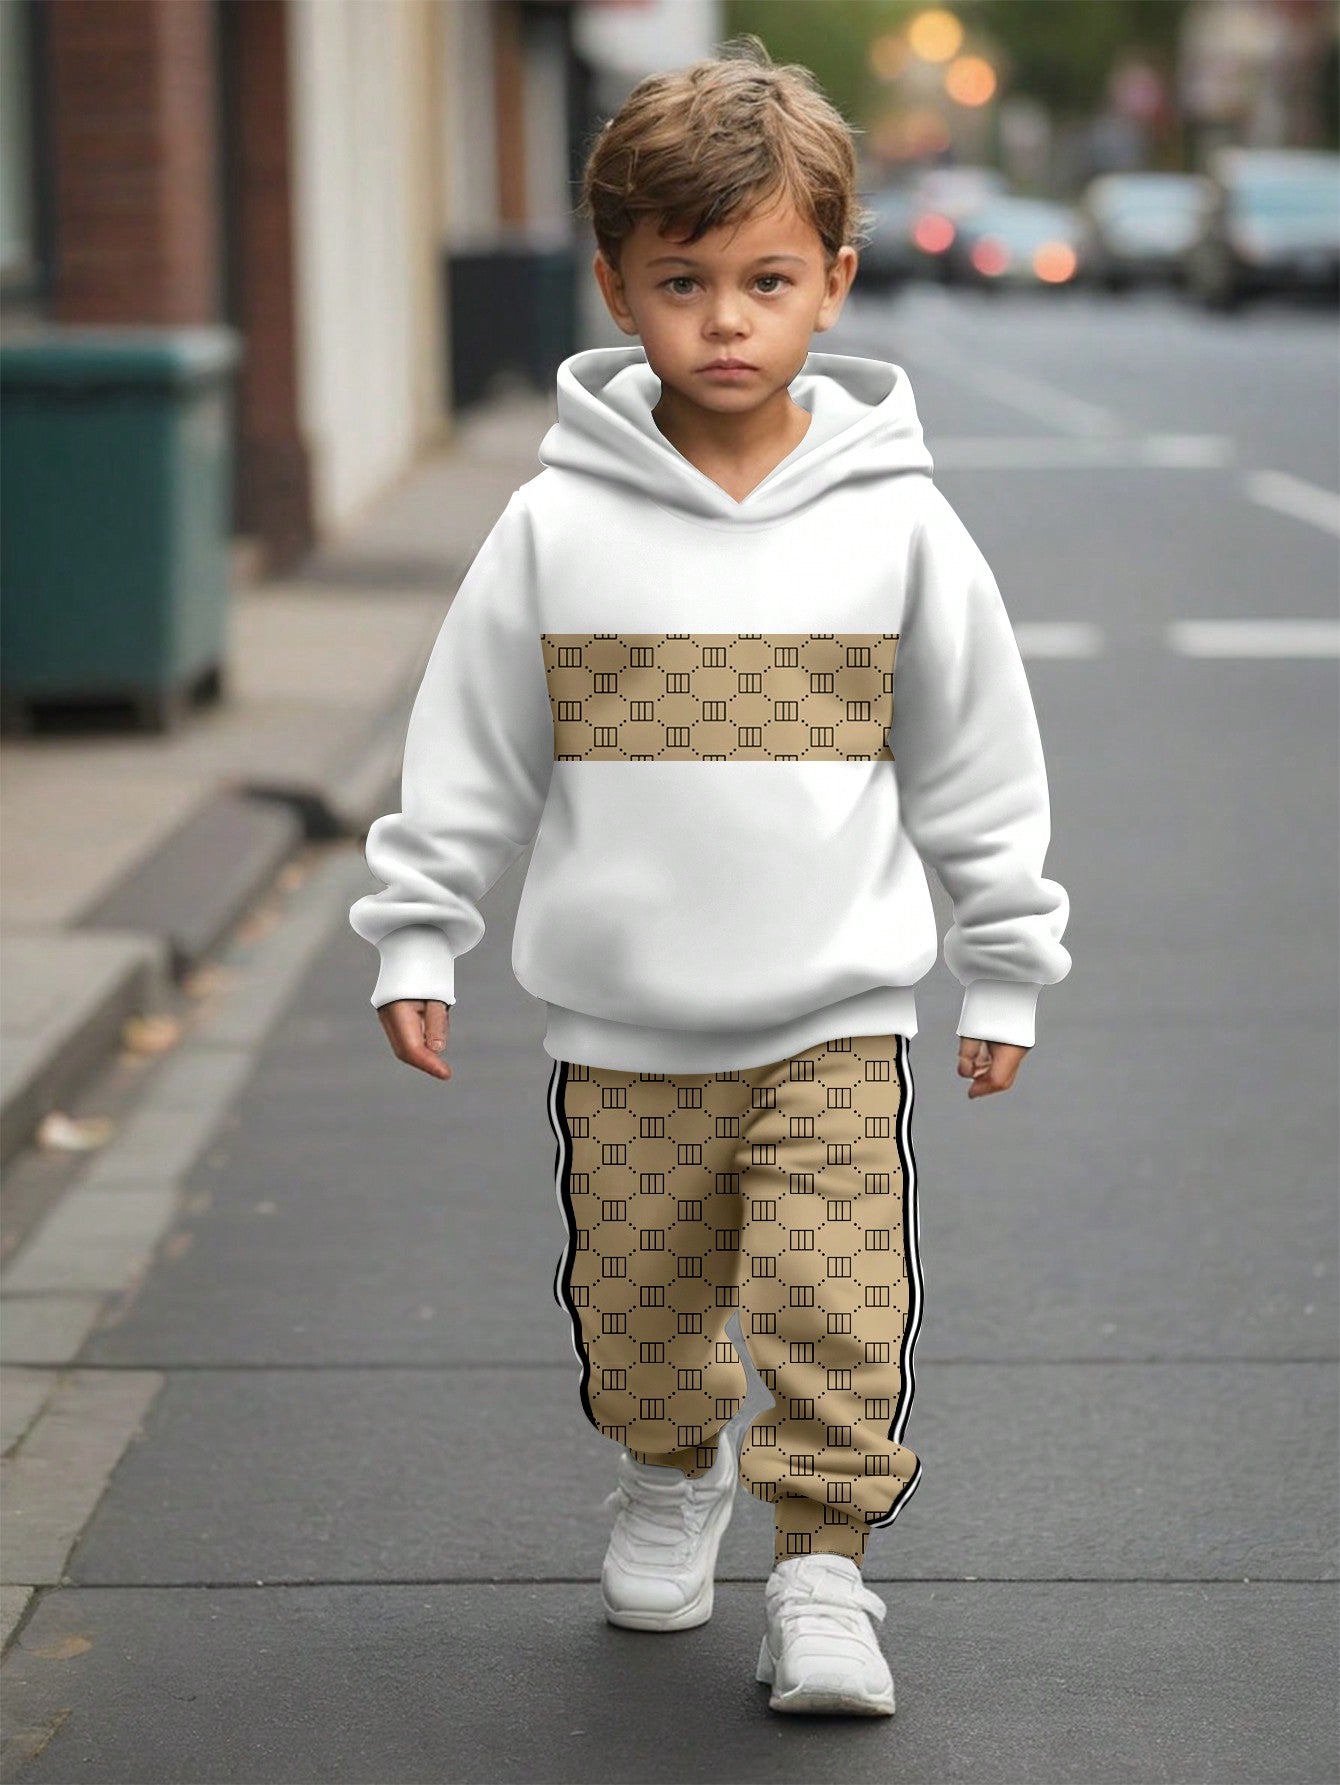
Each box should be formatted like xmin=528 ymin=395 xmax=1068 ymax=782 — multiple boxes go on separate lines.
xmin=944 ymin=54 xmax=998 ymax=107
xmin=907 ymin=9 xmax=964 ymax=64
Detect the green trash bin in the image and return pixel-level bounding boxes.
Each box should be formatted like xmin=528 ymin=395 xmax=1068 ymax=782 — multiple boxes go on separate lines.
xmin=1 ymin=325 xmax=242 ymax=734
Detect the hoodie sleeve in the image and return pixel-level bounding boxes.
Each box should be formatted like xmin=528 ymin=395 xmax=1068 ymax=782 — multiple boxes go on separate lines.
xmin=891 ymin=482 xmax=1072 ymax=1049
xmin=348 ymin=491 xmax=554 ymax=1009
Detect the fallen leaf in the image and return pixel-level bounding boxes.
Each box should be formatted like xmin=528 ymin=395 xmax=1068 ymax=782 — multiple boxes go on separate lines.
xmin=35 ymin=1112 xmax=116 ymax=1153
xmin=26 ymin=1634 xmax=92 ymax=1661
xmin=121 ymin=1013 xmax=183 ymax=1056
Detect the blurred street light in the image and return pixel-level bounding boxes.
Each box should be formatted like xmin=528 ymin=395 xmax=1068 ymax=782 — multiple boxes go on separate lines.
xmin=945 ymin=54 xmax=998 ymax=107
xmin=908 ymin=9 xmax=965 ymax=64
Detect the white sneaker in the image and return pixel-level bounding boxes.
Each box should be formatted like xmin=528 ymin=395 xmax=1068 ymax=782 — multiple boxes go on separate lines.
xmin=755 ymin=1553 xmax=896 ymax=1716
xmin=598 ymin=1423 xmax=739 ymax=1631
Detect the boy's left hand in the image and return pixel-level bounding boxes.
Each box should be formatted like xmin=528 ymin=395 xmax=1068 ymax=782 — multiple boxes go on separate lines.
xmin=958 ymin=1036 xmax=1029 ymax=1098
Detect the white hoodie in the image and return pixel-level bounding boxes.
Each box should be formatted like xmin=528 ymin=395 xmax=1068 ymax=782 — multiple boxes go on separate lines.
xmin=349 ymin=345 xmax=1072 ymax=1072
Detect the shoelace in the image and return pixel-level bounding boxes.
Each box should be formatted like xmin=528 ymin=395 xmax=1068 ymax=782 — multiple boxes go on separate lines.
xmin=767 ymin=1569 xmax=888 ymax=1642
xmin=599 ymin=1464 xmax=710 ymax=1561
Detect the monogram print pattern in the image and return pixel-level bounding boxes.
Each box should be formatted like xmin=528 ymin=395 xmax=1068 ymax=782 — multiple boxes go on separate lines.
xmin=540 ymin=634 xmax=898 ymax=762
xmin=547 ymin=1034 xmax=924 ymax=1566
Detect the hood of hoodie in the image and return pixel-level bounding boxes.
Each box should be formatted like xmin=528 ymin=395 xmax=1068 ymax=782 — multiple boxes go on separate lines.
xmin=537 ymin=344 xmax=933 ymax=525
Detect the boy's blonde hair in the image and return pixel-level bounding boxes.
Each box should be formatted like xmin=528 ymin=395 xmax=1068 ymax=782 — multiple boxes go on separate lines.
xmin=578 ymin=34 xmax=873 ymax=274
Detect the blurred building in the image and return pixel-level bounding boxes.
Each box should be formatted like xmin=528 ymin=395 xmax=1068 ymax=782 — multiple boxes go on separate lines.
xmin=0 ymin=0 xmax=718 ymax=577
xmin=1179 ymin=0 xmax=1339 ymax=162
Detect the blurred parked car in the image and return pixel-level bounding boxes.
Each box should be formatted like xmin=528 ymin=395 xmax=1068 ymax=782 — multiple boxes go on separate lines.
xmin=1077 ymin=172 xmax=1211 ymax=291
xmin=945 ymin=196 xmax=1084 ymax=291
xmin=857 ymin=184 xmax=922 ymax=290
xmin=1182 ymin=148 xmax=1340 ymax=309
xmin=906 ymin=164 xmax=1011 ymax=281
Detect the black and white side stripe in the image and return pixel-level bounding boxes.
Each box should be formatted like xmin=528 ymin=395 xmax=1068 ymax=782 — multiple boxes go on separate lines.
xmin=546 ymin=1057 xmax=597 ymax=1427
xmin=867 ymin=1030 xmax=926 ymax=1530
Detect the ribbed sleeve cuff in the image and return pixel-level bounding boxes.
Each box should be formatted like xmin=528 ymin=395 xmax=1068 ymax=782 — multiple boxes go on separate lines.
xmin=369 ymin=925 xmax=457 ymax=1010
xmin=957 ymin=980 xmax=1043 ymax=1049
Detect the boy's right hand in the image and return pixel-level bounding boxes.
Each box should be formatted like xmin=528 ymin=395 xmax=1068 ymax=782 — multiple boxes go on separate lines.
xmin=378 ymin=999 xmax=453 ymax=1081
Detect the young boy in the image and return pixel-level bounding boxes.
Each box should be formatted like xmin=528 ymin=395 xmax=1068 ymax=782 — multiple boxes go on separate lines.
xmin=349 ymin=38 xmax=1071 ymax=1720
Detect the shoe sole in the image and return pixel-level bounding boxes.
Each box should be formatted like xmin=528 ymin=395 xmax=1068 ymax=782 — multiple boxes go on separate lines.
xmin=755 ymin=1631 xmax=896 ymax=1716
xmin=601 ymin=1431 xmax=739 ymax=1632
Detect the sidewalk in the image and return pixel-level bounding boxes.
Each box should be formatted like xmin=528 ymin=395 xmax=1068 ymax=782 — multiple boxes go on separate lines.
xmin=0 ymin=384 xmax=556 ymax=1661
xmin=0 ymin=383 xmax=556 ymax=1194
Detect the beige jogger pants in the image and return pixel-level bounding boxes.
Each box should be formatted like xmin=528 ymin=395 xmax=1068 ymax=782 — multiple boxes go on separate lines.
xmin=546 ymin=1033 xmax=925 ymax=1567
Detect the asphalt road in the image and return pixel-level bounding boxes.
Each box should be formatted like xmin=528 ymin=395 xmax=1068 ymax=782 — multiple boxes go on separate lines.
xmin=4 ymin=280 xmax=1337 ymax=1783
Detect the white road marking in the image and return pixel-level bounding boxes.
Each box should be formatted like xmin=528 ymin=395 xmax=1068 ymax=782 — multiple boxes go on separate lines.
xmin=933 ymin=434 xmax=1233 ymax=469
xmin=1243 ymin=470 xmax=1340 ymax=538
xmin=1012 ymin=623 xmax=1106 ymax=658
xmin=1167 ymin=620 xmax=1340 ymax=657
xmin=1141 ymin=435 xmax=1238 ymax=468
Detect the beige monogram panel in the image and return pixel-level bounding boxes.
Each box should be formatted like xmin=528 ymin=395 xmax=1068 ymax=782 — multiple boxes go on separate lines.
xmin=549 ymin=1035 xmax=924 ymax=1567
xmin=540 ymin=634 xmax=898 ymax=762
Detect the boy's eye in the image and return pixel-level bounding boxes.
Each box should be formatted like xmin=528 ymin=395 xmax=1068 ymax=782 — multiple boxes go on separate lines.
xmin=661 ymin=274 xmax=793 ymax=295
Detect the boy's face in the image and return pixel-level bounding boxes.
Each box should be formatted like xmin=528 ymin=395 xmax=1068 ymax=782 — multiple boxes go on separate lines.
xmin=594 ymin=194 xmax=857 ymax=417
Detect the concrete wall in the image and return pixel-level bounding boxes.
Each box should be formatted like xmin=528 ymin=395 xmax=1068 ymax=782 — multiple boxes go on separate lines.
xmin=287 ymin=0 xmax=447 ymax=537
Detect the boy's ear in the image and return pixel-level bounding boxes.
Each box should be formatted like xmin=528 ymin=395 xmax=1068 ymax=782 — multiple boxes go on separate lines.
xmin=592 ymin=250 xmax=637 ymax=334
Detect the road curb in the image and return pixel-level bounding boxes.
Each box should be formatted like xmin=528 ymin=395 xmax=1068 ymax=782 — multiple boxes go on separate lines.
xmin=4 ymin=788 xmax=319 ymax=1167
xmin=0 ymin=932 xmax=168 ymax=1174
